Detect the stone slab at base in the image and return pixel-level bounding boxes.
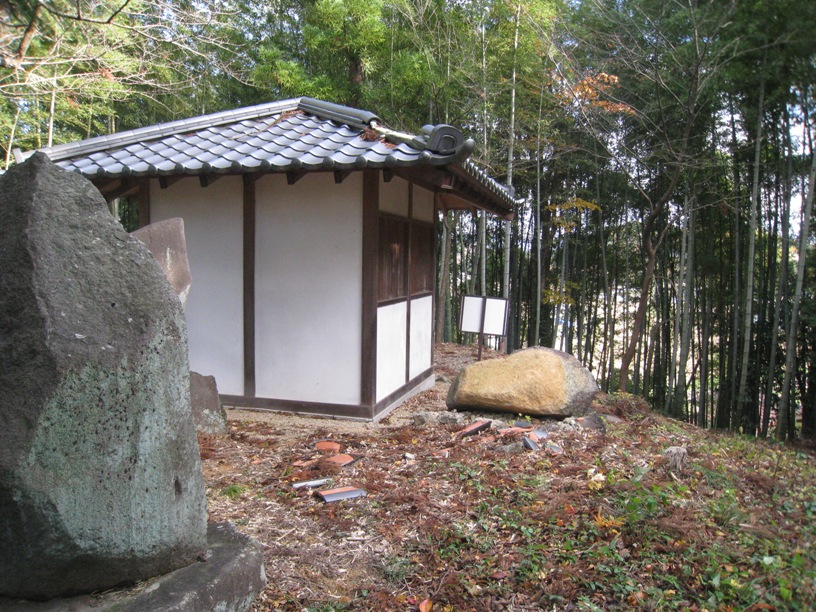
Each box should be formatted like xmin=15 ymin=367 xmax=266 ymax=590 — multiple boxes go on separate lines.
xmin=0 ymin=523 xmax=266 ymax=612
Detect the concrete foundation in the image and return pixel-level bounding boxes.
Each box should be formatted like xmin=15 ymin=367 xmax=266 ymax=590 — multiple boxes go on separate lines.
xmin=0 ymin=523 xmax=266 ymax=611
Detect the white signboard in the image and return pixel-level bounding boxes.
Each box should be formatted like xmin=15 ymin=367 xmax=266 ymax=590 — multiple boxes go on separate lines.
xmin=460 ymin=295 xmax=509 ymax=337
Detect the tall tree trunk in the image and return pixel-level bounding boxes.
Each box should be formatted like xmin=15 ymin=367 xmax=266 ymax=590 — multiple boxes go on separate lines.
xmin=555 ymin=230 xmax=568 ymax=350
xmin=604 ymin=220 xmax=621 ymax=391
xmin=802 ymin=333 xmax=816 ymax=439
xmin=618 ymin=162 xmax=684 ymax=392
xmin=539 ymin=197 xmax=555 ymax=348
xmin=509 ymin=208 xmax=522 ymax=351
xmin=468 ymin=212 xmax=481 ymax=296
xmin=670 ymin=191 xmax=695 ymax=417
xmin=618 ymin=234 xmax=662 ymax=392
xmin=737 ymin=74 xmax=765 ymax=433
xmin=480 ymin=213 xmax=487 ymax=296
xmin=47 ymin=67 xmax=58 ymax=148
xmin=763 ymin=111 xmax=792 ymax=437
xmin=596 ymin=195 xmax=611 ymax=377
xmin=501 ymin=1 xmax=521 ymax=353
xmin=478 ymin=10 xmax=489 ymax=345
xmin=579 ymin=219 xmax=590 ymax=363
xmin=600 ymin=214 xmax=617 ymax=389
xmin=777 ymin=144 xmax=816 ymax=440
xmin=699 ymin=281 xmax=712 ymax=427
xmin=724 ymin=94 xmax=744 ymax=429
xmin=448 ymin=213 xmax=460 ymax=342
xmin=436 ymin=211 xmax=453 ymax=343
xmin=667 ymin=207 xmax=688 ymax=412
xmin=4 ymin=104 xmax=21 ymax=168
xmin=533 ymin=82 xmax=546 ymax=345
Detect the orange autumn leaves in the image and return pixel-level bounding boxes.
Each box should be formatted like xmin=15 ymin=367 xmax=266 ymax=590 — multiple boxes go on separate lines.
xmin=563 ymin=71 xmax=635 ymax=116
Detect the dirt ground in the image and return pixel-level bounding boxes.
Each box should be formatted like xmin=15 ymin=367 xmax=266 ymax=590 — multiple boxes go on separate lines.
xmin=201 ymin=343 xmax=816 ymax=611
xmin=202 ymin=343 xmax=526 ymax=609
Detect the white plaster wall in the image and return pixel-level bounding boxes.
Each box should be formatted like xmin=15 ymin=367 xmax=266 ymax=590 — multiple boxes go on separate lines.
xmin=149 ymin=176 xmax=244 ymax=395
xmin=379 ymin=175 xmax=409 ymax=217
xmin=376 ymin=301 xmax=407 ymax=401
xmin=413 ymin=185 xmax=435 ymax=223
xmin=409 ymin=295 xmax=433 ymax=378
xmin=254 ymin=172 xmax=363 ymax=405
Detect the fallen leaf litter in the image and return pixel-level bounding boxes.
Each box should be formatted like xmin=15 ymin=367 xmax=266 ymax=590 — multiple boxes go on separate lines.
xmin=202 ymin=343 xmax=816 ymax=611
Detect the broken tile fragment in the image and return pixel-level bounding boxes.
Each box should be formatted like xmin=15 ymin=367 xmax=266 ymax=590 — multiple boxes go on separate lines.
xmin=326 ymin=453 xmax=358 ymax=467
xmin=527 ymin=429 xmax=549 ymax=443
xmin=545 ymin=441 xmax=563 ymax=454
xmin=315 ymin=440 xmax=342 ymax=454
xmin=514 ymin=420 xmax=534 ymax=429
xmin=292 ymin=478 xmax=332 ymax=490
xmin=456 ymin=420 xmax=491 ymax=438
xmin=316 ymin=486 xmax=367 ymax=502
xmin=498 ymin=427 xmax=529 ymax=437
xmin=522 ymin=437 xmax=539 ymax=451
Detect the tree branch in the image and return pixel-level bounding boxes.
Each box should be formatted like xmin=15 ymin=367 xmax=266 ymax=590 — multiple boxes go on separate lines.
xmin=42 ymin=0 xmax=132 ymax=26
xmin=1 ymin=1 xmax=43 ymax=69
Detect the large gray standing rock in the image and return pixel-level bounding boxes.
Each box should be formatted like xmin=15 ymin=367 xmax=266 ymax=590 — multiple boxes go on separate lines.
xmin=0 ymin=153 xmax=207 ymax=600
xmin=447 ymin=347 xmax=599 ymax=417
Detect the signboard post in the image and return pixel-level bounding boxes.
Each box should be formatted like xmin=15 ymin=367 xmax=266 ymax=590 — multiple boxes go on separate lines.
xmin=460 ymin=295 xmax=509 ymax=360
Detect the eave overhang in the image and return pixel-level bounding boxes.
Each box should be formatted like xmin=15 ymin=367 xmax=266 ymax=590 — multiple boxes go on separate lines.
xmin=16 ymin=97 xmax=517 ymax=218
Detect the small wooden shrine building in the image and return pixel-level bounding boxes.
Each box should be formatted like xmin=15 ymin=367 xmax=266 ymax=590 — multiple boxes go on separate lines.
xmin=21 ymin=98 xmax=515 ymax=419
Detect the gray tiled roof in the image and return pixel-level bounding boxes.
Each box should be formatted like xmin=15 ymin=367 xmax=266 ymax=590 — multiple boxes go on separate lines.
xmin=20 ymin=97 xmax=517 ymax=214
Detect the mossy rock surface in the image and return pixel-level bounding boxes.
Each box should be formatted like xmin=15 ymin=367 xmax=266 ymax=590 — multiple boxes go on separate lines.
xmin=0 ymin=154 xmax=206 ymax=600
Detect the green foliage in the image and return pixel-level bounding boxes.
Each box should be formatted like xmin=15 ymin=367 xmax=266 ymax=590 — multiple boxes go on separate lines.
xmin=380 ymin=555 xmax=413 ymax=583
xmin=706 ymin=489 xmax=744 ymax=528
xmin=251 ymin=0 xmax=387 ymax=106
xmin=1 ymin=0 xmax=254 ymax=165
xmin=3 ymin=0 xmax=814 ymax=443
xmin=304 ymin=603 xmax=353 ymax=612
xmin=220 ymin=483 xmax=247 ymax=499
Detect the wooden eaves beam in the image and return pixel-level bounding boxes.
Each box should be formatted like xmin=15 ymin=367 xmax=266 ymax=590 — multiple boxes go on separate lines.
xmin=94 ymin=179 xmax=140 ymax=203
xmin=392 ymin=166 xmax=514 ymax=220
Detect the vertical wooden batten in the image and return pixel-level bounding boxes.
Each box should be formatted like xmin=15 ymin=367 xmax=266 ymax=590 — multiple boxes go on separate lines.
xmin=137 ymin=178 xmax=151 ymax=228
xmin=433 ymin=192 xmax=442 ymax=345
xmin=242 ymin=173 xmax=258 ymax=398
xmin=361 ymin=169 xmax=379 ymax=408
xmin=430 ymin=191 xmax=437 ymax=368
xmin=405 ymin=182 xmax=413 ymax=383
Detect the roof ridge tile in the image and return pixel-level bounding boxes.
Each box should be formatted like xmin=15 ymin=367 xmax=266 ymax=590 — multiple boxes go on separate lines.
xmin=21 ymin=97 xmax=517 ymax=215
xmin=24 ymin=98 xmax=303 ymax=162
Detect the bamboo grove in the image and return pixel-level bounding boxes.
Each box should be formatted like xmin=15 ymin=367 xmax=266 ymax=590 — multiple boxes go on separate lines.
xmin=2 ymin=0 xmax=815 ymax=440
